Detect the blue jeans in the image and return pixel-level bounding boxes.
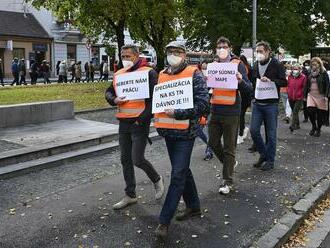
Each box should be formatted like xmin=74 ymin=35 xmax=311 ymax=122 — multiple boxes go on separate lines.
xmin=250 ymin=103 xmax=279 ymax=165
xmin=159 ymin=138 xmax=200 ymax=225
xmin=196 ymin=125 xmax=213 ymax=155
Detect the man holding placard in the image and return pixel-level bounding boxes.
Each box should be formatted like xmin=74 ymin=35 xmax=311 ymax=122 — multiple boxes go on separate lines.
xmin=154 ymin=41 xmax=209 ymax=240
xmin=105 ymin=44 xmax=164 ymax=210
xmin=250 ymin=41 xmax=287 ymax=171
xmin=208 ymin=37 xmax=252 ymax=195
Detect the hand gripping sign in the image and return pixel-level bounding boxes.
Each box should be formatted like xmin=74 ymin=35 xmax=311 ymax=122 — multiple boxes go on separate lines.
xmin=206 ymin=62 xmax=238 ymax=89
xmin=255 ymin=78 xmax=279 ymax=100
xmin=152 ymin=77 xmax=194 ymax=114
xmin=114 ymin=70 xmax=150 ymax=100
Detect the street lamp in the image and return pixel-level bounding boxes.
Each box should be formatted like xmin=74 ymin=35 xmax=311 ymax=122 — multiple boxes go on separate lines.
xmin=252 ymin=0 xmax=257 ymax=63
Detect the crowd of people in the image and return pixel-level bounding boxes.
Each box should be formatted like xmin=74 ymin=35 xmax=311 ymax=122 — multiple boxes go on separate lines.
xmin=0 ymin=58 xmax=115 ymax=86
xmin=105 ymin=38 xmax=329 ymax=240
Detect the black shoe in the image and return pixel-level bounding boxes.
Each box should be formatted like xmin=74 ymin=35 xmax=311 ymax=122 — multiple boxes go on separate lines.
xmin=175 ymin=208 xmax=201 ymax=221
xmin=303 ymin=119 xmax=308 ymax=123
xmin=309 ymin=129 xmax=316 ymax=136
xmin=155 ymin=224 xmax=168 ymax=240
xmin=203 ymin=153 xmax=213 ymax=161
xmin=314 ymin=130 xmax=321 ymax=137
xmin=289 ymin=126 xmax=294 ymax=132
xmin=260 ymin=162 xmax=274 ymax=171
xmin=248 ymin=144 xmax=257 ymax=153
xmin=253 ymin=157 xmax=265 ymax=168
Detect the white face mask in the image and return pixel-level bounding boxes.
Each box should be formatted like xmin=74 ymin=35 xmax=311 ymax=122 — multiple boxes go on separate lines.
xmin=256 ymin=53 xmax=266 ymax=62
xmin=216 ymin=48 xmax=229 ymax=60
xmin=122 ymin=60 xmax=134 ymax=68
xmin=167 ymin=54 xmax=182 ymax=67
xmin=292 ymin=70 xmax=300 ymax=76
xmin=305 ymin=66 xmax=310 ymax=71
xmin=202 ymin=69 xmax=207 ymax=76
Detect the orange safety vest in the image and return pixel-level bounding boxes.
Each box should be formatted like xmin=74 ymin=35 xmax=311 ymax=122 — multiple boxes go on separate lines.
xmin=113 ymin=66 xmax=152 ymax=119
xmin=154 ymin=66 xmax=197 ymax=130
xmin=210 ymin=59 xmax=240 ymax=105
xmin=199 ymin=116 xmax=207 ymax=125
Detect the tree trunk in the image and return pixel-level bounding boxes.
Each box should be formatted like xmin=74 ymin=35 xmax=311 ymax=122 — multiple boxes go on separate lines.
xmin=154 ymin=46 xmax=165 ymax=72
xmin=115 ymin=20 xmax=125 ymax=69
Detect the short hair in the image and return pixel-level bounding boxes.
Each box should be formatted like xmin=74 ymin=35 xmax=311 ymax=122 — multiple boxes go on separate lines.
xmin=256 ymin=41 xmax=271 ymax=52
xmin=217 ymin=37 xmax=231 ymax=47
xmin=121 ymin=44 xmax=139 ymax=55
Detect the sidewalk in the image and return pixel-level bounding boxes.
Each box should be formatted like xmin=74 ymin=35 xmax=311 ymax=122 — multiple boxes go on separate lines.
xmin=0 ymin=117 xmax=329 ymax=247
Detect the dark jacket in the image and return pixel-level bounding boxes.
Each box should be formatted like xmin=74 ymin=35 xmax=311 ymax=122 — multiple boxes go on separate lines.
xmin=105 ymin=59 xmax=157 ymax=133
xmin=11 ymin=62 xmax=19 ymax=74
xmin=252 ymin=57 xmax=287 ymax=104
xmin=211 ymin=56 xmax=253 ymax=116
xmin=156 ymin=63 xmax=210 ymax=140
xmin=304 ymin=71 xmax=330 ymax=98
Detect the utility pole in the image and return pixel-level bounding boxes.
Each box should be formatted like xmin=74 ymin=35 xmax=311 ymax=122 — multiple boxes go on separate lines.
xmin=252 ymin=0 xmax=257 ymax=62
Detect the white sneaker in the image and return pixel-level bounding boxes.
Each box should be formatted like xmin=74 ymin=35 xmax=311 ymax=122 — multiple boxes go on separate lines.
xmin=112 ymin=196 xmax=138 ymax=210
xmin=154 ymin=176 xmax=165 ymax=200
xmin=218 ymin=184 xmax=231 ymax=195
xmin=234 ymin=161 xmax=238 ymax=171
xmin=237 ymin=135 xmax=244 ymax=144
xmin=243 ymin=127 xmax=249 ymax=140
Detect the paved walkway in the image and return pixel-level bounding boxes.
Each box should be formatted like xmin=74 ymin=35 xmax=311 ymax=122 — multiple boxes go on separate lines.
xmin=0 ymin=116 xmax=329 ymax=247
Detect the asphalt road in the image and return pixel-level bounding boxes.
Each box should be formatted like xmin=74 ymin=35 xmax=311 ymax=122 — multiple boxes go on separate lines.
xmin=0 ymin=116 xmax=329 ymax=248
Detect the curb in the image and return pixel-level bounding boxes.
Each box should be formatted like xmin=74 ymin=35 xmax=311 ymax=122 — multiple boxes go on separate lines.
xmin=0 ymin=132 xmax=161 ymax=179
xmin=75 ymin=107 xmax=115 ymax=114
xmin=252 ymin=173 xmax=330 ymax=248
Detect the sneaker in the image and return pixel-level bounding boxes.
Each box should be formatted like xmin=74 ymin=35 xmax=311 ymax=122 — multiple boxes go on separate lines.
xmin=314 ymin=130 xmax=321 ymax=137
xmin=155 ymin=224 xmax=169 ymax=240
xmin=112 ymin=196 xmax=138 ymax=210
xmin=175 ymin=208 xmax=201 ymax=221
xmin=154 ymin=176 xmax=165 ymax=200
xmin=234 ymin=161 xmax=238 ymax=170
xmin=253 ymin=157 xmax=265 ymax=168
xmin=237 ymin=135 xmax=244 ymax=144
xmin=309 ymin=129 xmax=316 ymax=136
xmin=243 ymin=127 xmax=249 ymax=139
xmin=219 ymin=184 xmax=232 ymax=195
xmin=260 ymin=162 xmax=274 ymax=171
xmin=203 ymin=153 xmax=213 ymax=161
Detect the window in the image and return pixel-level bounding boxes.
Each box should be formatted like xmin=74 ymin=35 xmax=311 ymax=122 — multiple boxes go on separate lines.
xmin=67 ymin=45 xmax=76 ymax=61
xmin=13 ymin=48 xmax=25 ymax=60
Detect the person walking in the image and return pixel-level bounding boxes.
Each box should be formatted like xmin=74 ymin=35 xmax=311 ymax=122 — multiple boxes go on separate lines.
xmin=29 ymin=60 xmax=38 ymax=85
xmin=19 ymin=59 xmax=26 ymax=85
xmin=103 ymin=61 xmax=109 ymax=81
xmin=89 ymin=61 xmax=95 ymax=82
xmin=69 ymin=62 xmax=76 ymax=83
xmin=238 ymin=54 xmax=253 ymax=144
xmin=84 ymin=61 xmax=90 ymax=82
xmin=75 ymin=61 xmax=82 ymax=83
xmin=40 ymin=60 xmax=51 ymax=84
xmin=58 ymin=60 xmax=68 ymax=83
xmin=105 ymin=44 xmax=164 ymax=211
xmin=250 ymin=41 xmax=287 ymax=171
xmin=304 ymin=57 xmax=330 ymax=137
xmin=11 ymin=58 xmax=19 ymax=86
xmin=287 ymin=64 xmax=307 ymax=131
xmin=302 ymin=60 xmax=311 ymax=122
xmin=208 ymin=37 xmax=252 ymax=195
xmin=154 ymin=41 xmax=209 ymax=240
xmin=0 ymin=59 xmax=4 ymax=86
xmin=98 ymin=60 xmax=104 ymax=82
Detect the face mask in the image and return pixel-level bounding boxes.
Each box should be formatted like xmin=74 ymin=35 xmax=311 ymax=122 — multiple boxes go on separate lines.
xmin=122 ymin=60 xmax=134 ymax=68
xmin=216 ymin=48 xmax=229 ymax=60
xmin=292 ymin=70 xmax=300 ymax=77
xmin=167 ymin=54 xmax=182 ymax=67
xmin=305 ymin=66 xmax=310 ymax=71
xmin=256 ymin=53 xmax=266 ymax=62
xmin=202 ymin=69 xmax=207 ymax=76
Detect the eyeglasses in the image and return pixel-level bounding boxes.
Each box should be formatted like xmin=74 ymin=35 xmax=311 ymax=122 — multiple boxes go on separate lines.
xmin=167 ymin=50 xmax=184 ymax=56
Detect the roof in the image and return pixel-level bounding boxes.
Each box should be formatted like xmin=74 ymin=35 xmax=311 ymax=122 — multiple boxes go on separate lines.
xmin=0 ymin=10 xmax=50 ymax=39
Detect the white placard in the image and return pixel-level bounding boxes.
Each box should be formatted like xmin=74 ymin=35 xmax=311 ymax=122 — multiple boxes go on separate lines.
xmin=152 ymin=77 xmax=194 ymax=114
xmin=255 ymin=78 xmax=279 ymax=100
xmin=114 ymin=70 xmax=150 ymax=100
xmin=206 ymin=62 xmax=238 ymax=89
